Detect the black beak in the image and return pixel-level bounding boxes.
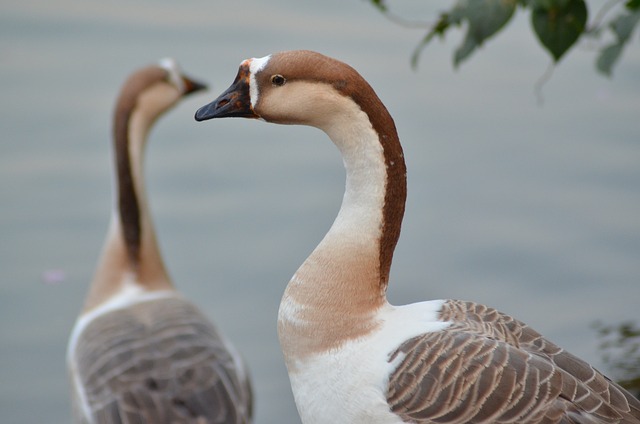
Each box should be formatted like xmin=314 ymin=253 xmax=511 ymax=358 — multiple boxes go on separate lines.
xmin=182 ymin=75 xmax=208 ymax=96
xmin=195 ymin=66 xmax=258 ymax=121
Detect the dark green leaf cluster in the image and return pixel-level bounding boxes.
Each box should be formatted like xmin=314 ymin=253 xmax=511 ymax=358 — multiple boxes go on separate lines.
xmin=531 ymin=0 xmax=588 ymax=61
xmin=370 ymin=0 xmax=639 ymax=76
xmin=595 ymin=4 xmax=640 ymax=75
xmin=411 ymin=0 xmax=518 ymax=68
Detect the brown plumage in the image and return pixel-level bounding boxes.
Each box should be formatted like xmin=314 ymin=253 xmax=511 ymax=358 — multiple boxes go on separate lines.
xmin=195 ymin=50 xmax=638 ymax=424
xmin=73 ymin=298 xmax=248 ymax=424
xmin=68 ymin=60 xmax=252 ymax=424
xmin=388 ymin=300 xmax=640 ymax=423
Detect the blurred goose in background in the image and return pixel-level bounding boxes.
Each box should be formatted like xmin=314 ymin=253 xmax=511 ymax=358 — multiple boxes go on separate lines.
xmin=67 ymin=59 xmax=252 ymax=423
xmin=195 ymin=50 xmax=640 ymax=424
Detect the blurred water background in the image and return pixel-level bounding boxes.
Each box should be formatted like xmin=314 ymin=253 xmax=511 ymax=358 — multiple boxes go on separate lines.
xmin=1 ymin=0 xmax=639 ymax=422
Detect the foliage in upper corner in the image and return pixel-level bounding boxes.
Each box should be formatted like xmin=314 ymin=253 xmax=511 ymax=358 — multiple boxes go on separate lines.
xmin=370 ymin=0 xmax=387 ymax=12
xmin=410 ymin=0 xmax=518 ymax=68
xmin=593 ymin=320 xmax=640 ymax=396
xmin=530 ymin=0 xmax=588 ymax=62
xmin=370 ymin=0 xmax=640 ymax=76
xmin=595 ymin=5 xmax=640 ymax=75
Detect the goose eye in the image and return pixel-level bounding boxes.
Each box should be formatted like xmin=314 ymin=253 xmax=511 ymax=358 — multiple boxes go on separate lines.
xmin=271 ymin=74 xmax=286 ymax=86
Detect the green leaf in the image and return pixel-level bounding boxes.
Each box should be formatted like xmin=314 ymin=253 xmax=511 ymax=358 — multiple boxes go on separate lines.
xmin=531 ymin=0 xmax=588 ymax=62
xmin=596 ymin=43 xmax=624 ymax=76
xmin=610 ymin=11 xmax=640 ymax=42
xmin=595 ymin=10 xmax=640 ymax=76
xmin=453 ymin=0 xmax=517 ymax=67
xmin=410 ymin=0 xmax=516 ymax=69
xmin=369 ymin=0 xmax=387 ymax=13
xmin=411 ymin=10 xmax=465 ymax=69
xmin=626 ymin=0 xmax=640 ymax=11
xmin=410 ymin=0 xmax=517 ymax=69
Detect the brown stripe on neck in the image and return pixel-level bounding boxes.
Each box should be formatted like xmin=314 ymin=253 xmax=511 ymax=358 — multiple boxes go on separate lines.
xmin=113 ymin=99 xmax=141 ymax=266
xmin=315 ymin=53 xmax=407 ymax=291
xmin=111 ymin=67 xmax=166 ymax=267
xmin=353 ymin=90 xmax=406 ymax=292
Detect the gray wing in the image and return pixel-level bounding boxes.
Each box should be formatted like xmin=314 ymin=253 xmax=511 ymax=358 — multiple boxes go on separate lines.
xmin=387 ymin=300 xmax=640 ymax=424
xmin=70 ymin=296 xmax=252 ymax=424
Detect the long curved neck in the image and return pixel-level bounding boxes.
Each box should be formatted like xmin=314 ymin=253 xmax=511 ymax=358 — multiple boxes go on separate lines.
xmin=318 ymin=110 xmax=400 ymax=294
xmin=115 ymin=105 xmax=155 ymax=268
xmin=278 ymin=92 xmax=406 ymax=360
xmin=309 ymin=90 xmax=406 ymax=293
xmin=83 ymin=102 xmax=172 ymax=312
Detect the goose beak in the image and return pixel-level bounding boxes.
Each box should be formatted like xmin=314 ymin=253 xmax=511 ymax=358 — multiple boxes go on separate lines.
xmin=194 ymin=70 xmax=257 ymax=121
xmin=182 ymin=76 xmax=208 ymax=96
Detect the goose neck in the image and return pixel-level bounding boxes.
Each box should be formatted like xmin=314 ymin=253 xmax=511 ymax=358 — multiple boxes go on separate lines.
xmin=278 ymin=101 xmax=406 ymax=360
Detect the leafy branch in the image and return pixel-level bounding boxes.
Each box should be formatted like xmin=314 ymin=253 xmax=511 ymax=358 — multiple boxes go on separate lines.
xmin=369 ymin=0 xmax=640 ymax=76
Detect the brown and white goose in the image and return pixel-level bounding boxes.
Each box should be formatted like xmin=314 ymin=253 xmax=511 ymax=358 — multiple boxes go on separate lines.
xmin=195 ymin=50 xmax=640 ymax=424
xmin=67 ymin=59 xmax=252 ymax=424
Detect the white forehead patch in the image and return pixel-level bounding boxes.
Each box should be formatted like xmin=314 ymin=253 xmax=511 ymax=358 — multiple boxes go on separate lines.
xmin=159 ymin=57 xmax=185 ymax=93
xmin=248 ymin=55 xmax=271 ymax=107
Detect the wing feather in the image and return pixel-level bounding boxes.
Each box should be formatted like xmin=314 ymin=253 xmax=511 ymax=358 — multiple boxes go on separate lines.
xmin=386 ymin=299 xmax=640 ymax=423
xmin=70 ymin=296 xmax=252 ymax=423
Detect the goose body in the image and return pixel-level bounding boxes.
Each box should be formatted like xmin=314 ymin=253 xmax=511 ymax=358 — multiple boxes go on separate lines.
xmin=67 ymin=60 xmax=252 ymax=423
xmin=195 ymin=50 xmax=640 ymax=423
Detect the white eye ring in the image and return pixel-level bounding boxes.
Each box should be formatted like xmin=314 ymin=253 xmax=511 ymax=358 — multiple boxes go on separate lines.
xmin=271 ymin=74 xmax=286 ymax=86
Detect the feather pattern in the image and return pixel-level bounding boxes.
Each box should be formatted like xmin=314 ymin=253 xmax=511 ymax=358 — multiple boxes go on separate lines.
xmin=71 ymin=296 xmax=251 ymax=424
xmin=387 ymin=300 xmax=640 ymax=423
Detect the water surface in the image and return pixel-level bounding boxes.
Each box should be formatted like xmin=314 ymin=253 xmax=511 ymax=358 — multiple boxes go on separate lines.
xmin=1 ymin=1 xmax=639 ymax=422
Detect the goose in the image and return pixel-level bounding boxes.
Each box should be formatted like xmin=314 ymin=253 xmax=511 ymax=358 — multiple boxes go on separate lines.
xmin=194 ymin=50 xmax=640 ymax=424
xmin=67 ymin=59 xmax=253 ymax=424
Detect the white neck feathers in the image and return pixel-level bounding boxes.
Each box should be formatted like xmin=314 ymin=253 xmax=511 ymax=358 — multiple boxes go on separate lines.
xmin=278 ymin=90 xmax=389 ymax=360
xmin=320 ymin=98 xmax=387 ymax=249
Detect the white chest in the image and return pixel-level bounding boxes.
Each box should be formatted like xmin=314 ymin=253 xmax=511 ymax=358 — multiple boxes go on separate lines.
xmin=288 ymin=337 xmax=403 ymax=424
xmin=283 ymin=301 xmax=449 ymax=424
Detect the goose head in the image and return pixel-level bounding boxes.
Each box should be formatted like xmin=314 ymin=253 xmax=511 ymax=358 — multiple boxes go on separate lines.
xmin=194 ymin=50 xmax=406 ymax=296
xmin=119 ymin=58 xmax=207 ymax=125
xmin=110 ymin=59 xmax=207 ymax=271
xmin=194 ymin=50 xmax=381 ymax=131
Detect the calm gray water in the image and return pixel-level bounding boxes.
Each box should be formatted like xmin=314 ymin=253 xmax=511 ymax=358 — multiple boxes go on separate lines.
xmin=1 ymin=1 xmax=639 ymax=422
